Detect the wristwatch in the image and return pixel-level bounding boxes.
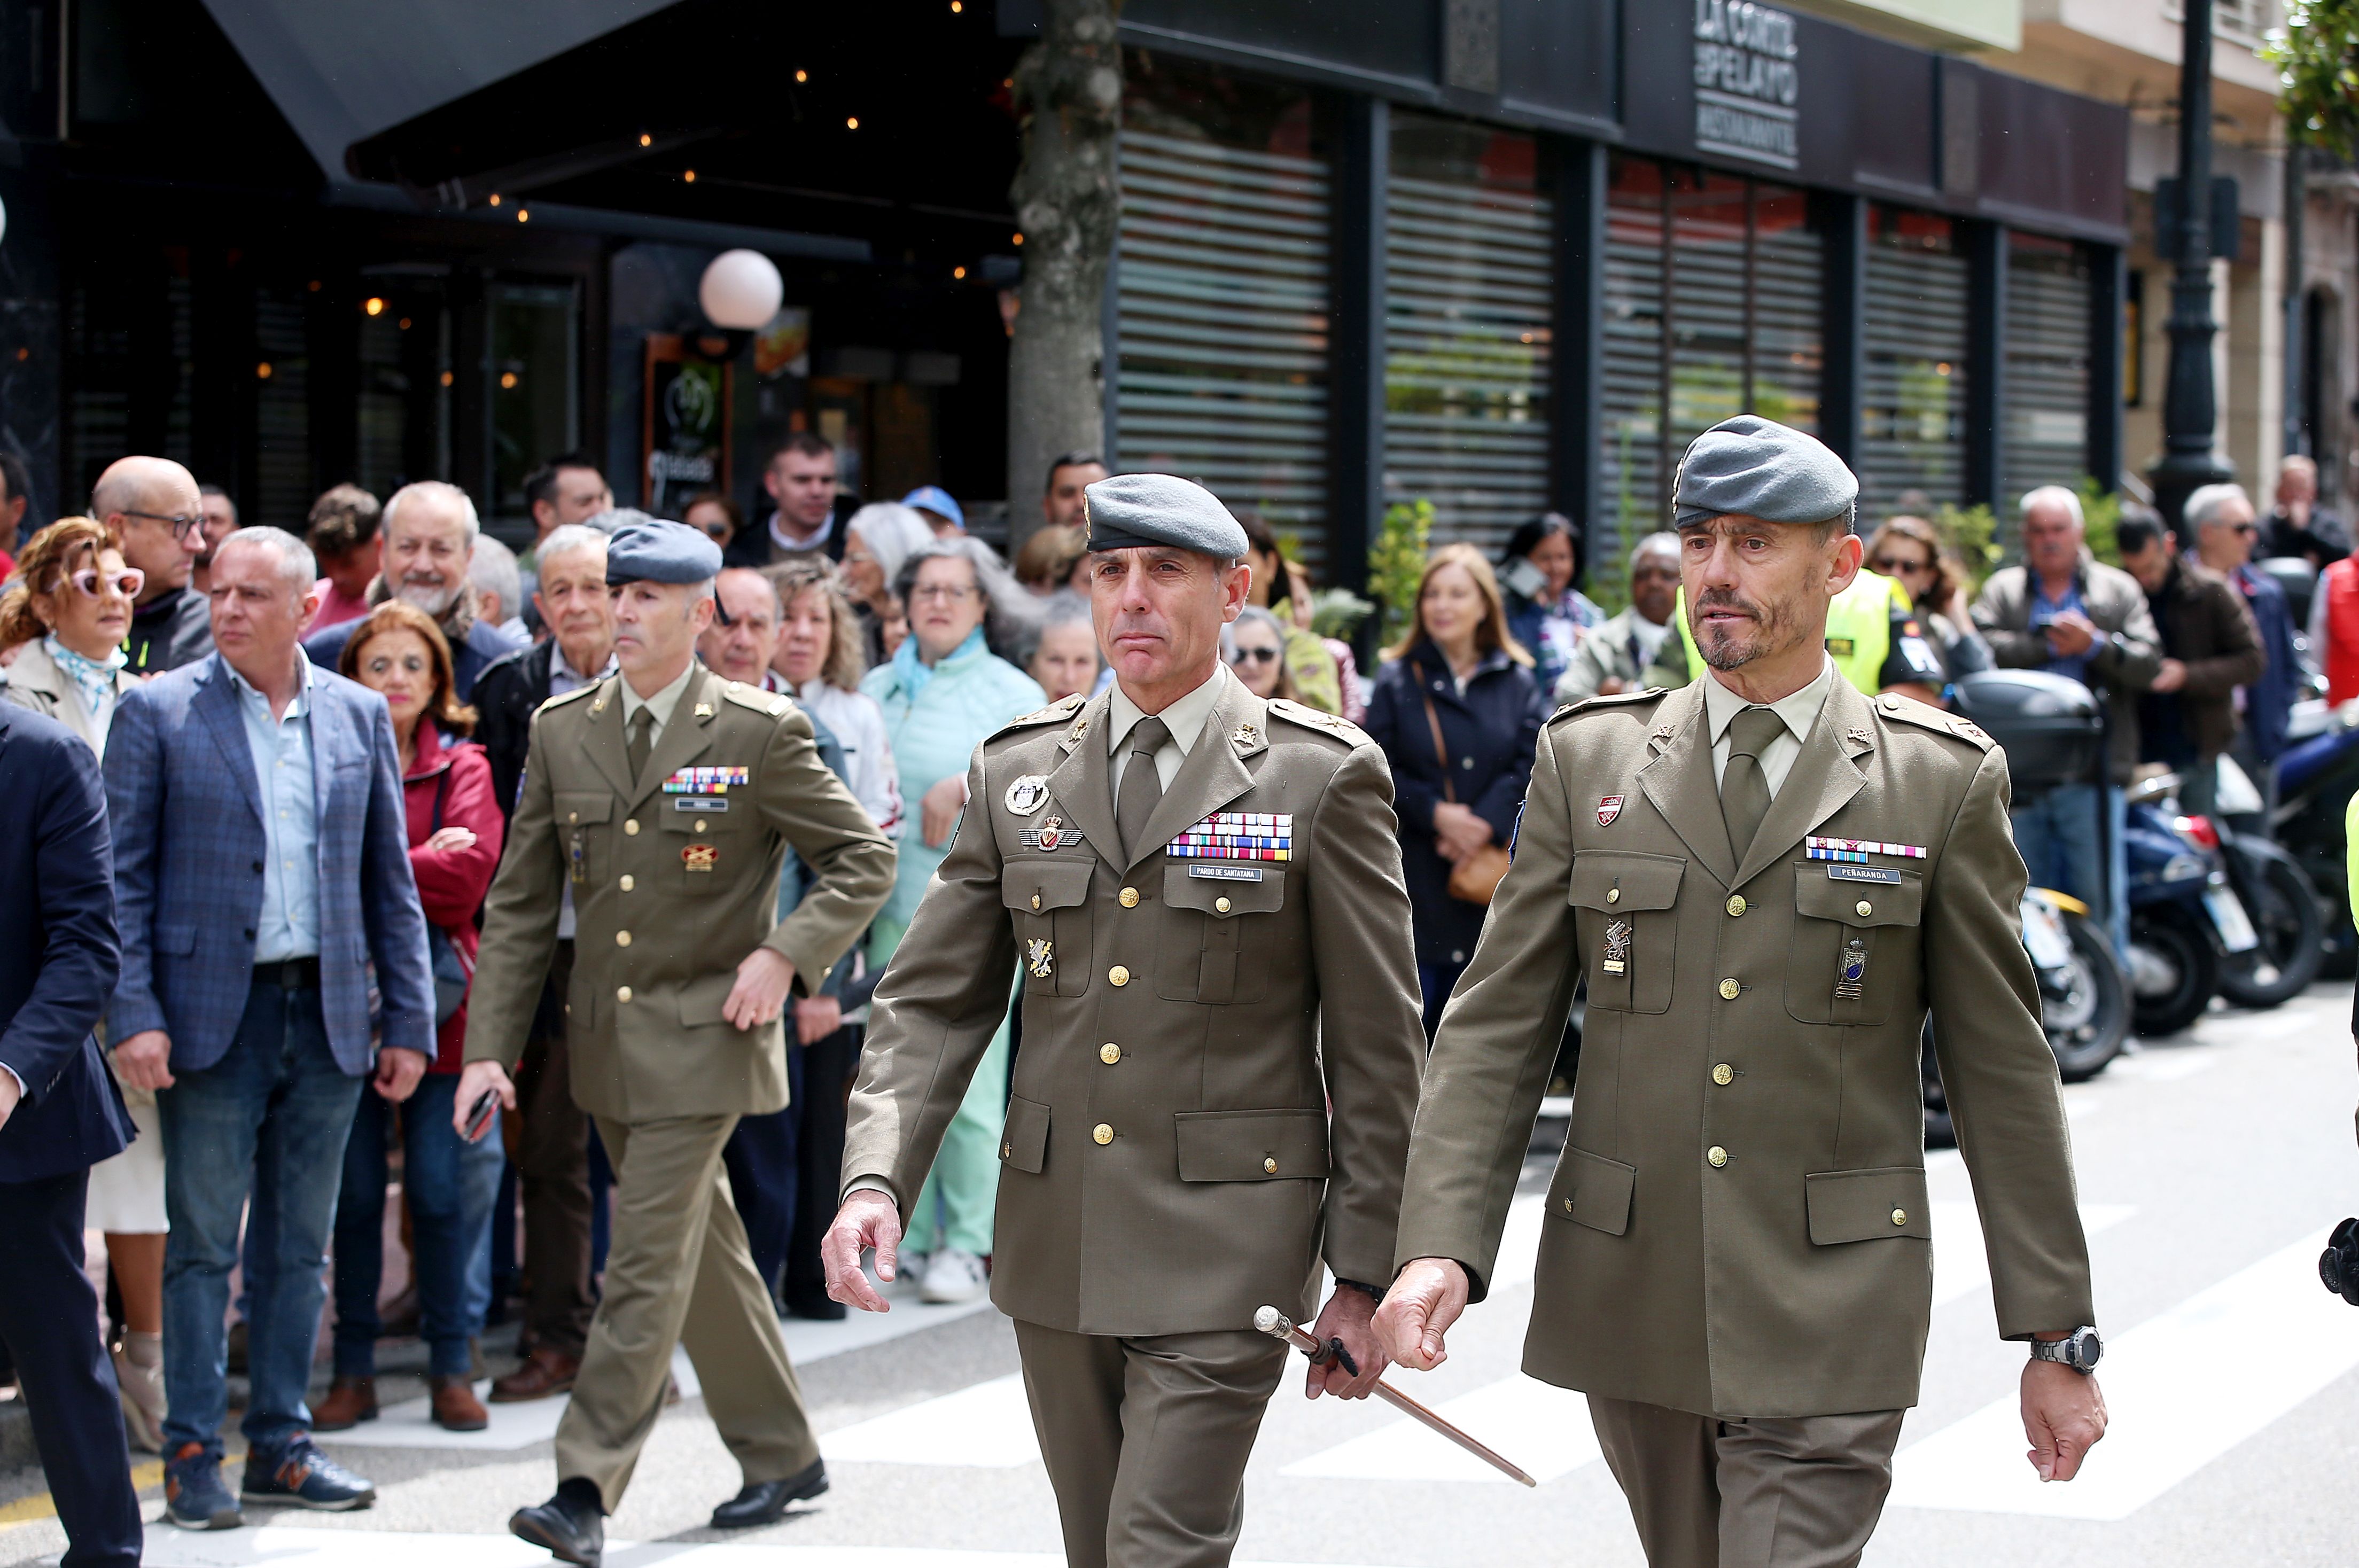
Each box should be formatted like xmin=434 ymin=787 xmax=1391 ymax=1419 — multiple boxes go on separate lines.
xmin=2027 ymin=1325 xmax=2103 ymax=1374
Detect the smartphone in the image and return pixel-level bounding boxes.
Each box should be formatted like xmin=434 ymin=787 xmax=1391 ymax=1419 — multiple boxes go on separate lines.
xmin=1502 ymin=556 xmax=1549 ymax=602
xmin=463 ymin=1088 xmax=501 ymax=1143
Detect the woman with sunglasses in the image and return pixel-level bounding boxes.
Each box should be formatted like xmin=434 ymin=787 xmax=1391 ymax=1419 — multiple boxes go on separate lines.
xmin=1863 ymin=514 xmax=1991 ymax=677
xmin=1221 ymin=605 xmax=1298 ymax=703
xmin=683 ymin=493 xmax=743 ymax=552
xmin=0 ymin=516 xmax=169 ymax=1450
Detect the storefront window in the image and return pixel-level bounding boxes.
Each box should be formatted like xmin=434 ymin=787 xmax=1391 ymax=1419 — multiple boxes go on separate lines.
xmin=1119 ymin=60 xmax=1330 ymax=563
xmin=1859 ymin=205 xmax=1968 ymax=519
xmin=489 ymin=281 xmax=580 ymax=528
xmin=1382 ymin=114 xmax=1553 ymax=558
xmin=2002 ymin=232 xmax=2093 ymax=505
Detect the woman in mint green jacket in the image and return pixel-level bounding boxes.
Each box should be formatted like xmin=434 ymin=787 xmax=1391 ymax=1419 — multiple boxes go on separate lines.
xmin=860 ymin=537 xmax=1046 ymax=1302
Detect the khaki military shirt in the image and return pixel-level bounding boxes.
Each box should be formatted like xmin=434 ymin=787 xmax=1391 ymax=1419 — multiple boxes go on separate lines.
xmin=464 ymin=662 xmax=896 ymax=1122
xmin=1397 ymin=675 xmax=2095 ymax=1419
xmin=843 ymin=667 xmax=1427 ymax=1337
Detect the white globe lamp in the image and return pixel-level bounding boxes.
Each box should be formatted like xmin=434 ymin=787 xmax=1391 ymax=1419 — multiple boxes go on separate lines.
xmin=699 ymin=248 xmax=782 ymax=331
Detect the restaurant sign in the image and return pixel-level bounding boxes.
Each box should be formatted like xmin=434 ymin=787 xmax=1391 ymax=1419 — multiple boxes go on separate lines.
xmin=1692 ymin=0 xmax=1799 ymax=170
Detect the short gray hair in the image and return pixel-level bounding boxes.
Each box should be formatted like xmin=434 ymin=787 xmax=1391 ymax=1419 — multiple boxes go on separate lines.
xmin=2183 ymin=482 xmax=2253 ymax=533
xmin=2019 ymin=485 xmax=2084 ymax=529
xmin=214 ymin=525 xmax=316 ymax=590
xmin=847 ymin=502 xmax=936 ymax=587
xmin=1630 ymin=531 xmax=1680 ymax=571
xmin=468 ymin=534 xmax=522 ymax=618
xmin=536 ymin=524 xmax=609 ymax=573
xmin=384 ymin=480 xmax=480 ymax=548
xmin=583 ymin=507 xmax=657 ymax=536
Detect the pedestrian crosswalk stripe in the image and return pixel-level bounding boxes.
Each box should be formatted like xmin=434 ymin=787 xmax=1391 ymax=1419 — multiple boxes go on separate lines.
xmin=823 ymin=1372 xmax=1041 ymax=1467
xmin=1280 ymin=1374 xmax=1600 ymax=1485
xmin=1889 ymin=1220 xmax=2359 ymax=1520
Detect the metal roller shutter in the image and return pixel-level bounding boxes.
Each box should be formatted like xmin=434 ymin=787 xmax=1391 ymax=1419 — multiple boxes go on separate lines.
xmin=2003 ymin=235 xmax=2093 ymax=504
xmin=1383 ymin=118 xmax=1553 ymax=559
xmin=1601 ymin=159 xmax=1668 ymax=576
xmin=1858 ymin=208 xmax=1970 ymax=519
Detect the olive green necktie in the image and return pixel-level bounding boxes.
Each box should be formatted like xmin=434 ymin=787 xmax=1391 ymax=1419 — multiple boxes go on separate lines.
xmin=1720 ymin=706 xmax=1785 ymax=864
xmin=1116 ymin=716 xmax=1171 ymax=863
xmin=627 ymin=707 xmax=656 ymax=787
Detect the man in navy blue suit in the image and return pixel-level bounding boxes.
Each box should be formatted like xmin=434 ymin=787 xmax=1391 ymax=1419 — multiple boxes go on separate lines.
xmin=107 ymin=525 xmax=437 ymax=1531
xmin=0 ymin=701 xmax=143 ymax=1567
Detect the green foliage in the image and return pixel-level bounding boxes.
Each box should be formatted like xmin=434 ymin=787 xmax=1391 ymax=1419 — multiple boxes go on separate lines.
xmin=1585 ymin=548 xmax=1631 ymax=618
xmin=2076 ymin=477 xmax=2122 ymax=567
xmin=1305 ymin=586 xmax=1375 ymax=641
xmin=1369 ymin=498 xmax=1434 ymax=647
xmin=1933 ymin=502 xmax=2001 ymax=594
xmin=2266 ymin=1 xmax=2359 ymax=163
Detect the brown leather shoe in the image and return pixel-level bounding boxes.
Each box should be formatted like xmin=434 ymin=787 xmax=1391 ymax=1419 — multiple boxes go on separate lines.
xmin=490 ymin=1346 xmax=581 ymax=1403
xmin=311 ymin=1376 xmax=378 ymax=1430
xmin=429 ymin=1375 xmax=489 ymax=1432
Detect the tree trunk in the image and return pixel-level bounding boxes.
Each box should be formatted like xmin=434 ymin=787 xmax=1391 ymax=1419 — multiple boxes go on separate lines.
xmin=1005 ymin=0 xmax=1121 ymax=554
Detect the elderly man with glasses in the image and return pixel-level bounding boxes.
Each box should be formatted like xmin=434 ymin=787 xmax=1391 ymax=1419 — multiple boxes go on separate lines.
xmin=302 ymin=481 xmax=524 ymax=703
xmin=97 ymin=456 xmax=215 ymax=676
xmin=2184 ymin=482 xmax=2302 ymax=817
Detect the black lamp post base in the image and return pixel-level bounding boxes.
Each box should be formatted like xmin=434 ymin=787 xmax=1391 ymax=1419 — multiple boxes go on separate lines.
xmin=2150 ymin=448 xmax=2236 ymax=533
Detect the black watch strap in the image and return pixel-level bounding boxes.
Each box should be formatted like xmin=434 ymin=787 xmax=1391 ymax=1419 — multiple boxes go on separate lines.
xmin=1335 ymin=1278 xmax=1387 ymax=1303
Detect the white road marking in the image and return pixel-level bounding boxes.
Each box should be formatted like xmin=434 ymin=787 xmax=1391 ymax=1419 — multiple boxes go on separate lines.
xmin=822 ymin=1372 xmax=1040 ymax=1468
xmin=1280 ymin=1375 xmax=1600 ymax=1485
xmin=2107 ymin=1050 xmax=2215 ymax=1083
xmin=1931 ymin=1202 xmax=2136 ymax=1308
xmin=1890 ymin=1222 xmax=2359 ymax=1520
xmin=139 ymin=1528 xmax=1407 ymax=1568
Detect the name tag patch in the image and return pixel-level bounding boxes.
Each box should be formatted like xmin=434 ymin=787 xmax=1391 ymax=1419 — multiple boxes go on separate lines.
xmin=1826 ymin=864 xmax=1902 ymax=884
xmin=1187 ymin=863 xmax=1265 ymax=883
xmin=673 ymin=798 xmax=729 ymax=813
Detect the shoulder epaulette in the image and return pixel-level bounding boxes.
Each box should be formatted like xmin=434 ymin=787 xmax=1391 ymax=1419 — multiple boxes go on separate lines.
xmin=534 ymin=682 xmax=600 ymax=716
xmin=1546 ymin=687 xmax=1668 ymax=726
xmin=1267 ymin=698 xmax=1372 ymax=747
xmin=722 ymin=681 xmax=793 ymax=717
xmin=992 ymin=691 xmax=1087 ymax=739
xmin=1873 ymin=693 xmax=1995 ymax=752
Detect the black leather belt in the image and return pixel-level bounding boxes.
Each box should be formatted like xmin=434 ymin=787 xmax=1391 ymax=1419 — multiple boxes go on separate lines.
xmin=253 ymin=957 xmax=322 ymax=990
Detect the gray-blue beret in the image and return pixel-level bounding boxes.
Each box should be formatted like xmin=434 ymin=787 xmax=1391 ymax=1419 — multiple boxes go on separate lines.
xmin=605 ymin=518 xmax=723 ymax=586
xmin=1083 ymin=473 xmax=1250 ymax=559
xmin=1671 ymin=414 xmax=1858 ymax=531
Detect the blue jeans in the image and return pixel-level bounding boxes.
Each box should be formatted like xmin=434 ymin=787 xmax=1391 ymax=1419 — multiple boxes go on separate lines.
xmin=2011 ymin=784 xmax=2129 ymax=958
xmin=331 ymin=1074 xmax=504 ymax=1379
xmin=158 ymin=978 xmax=365 ymax=1458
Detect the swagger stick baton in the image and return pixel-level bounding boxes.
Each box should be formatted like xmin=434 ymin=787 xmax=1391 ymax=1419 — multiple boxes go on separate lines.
xmin=1254 ymin=1306 xmax=1537 ymax=1487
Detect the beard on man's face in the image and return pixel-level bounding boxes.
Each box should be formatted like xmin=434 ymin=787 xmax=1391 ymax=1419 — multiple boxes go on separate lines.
xmin=395 ymin=574 xmax=461 ymax=621
xmin=1691 ymin=587 xmax=1799 ymax=672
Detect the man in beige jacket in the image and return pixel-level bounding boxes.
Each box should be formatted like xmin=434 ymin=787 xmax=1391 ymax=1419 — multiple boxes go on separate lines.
xmin=1378 ymin=416 xmax=2107 ymax=1568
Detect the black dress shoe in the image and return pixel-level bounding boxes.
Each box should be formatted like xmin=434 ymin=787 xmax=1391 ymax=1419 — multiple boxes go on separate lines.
xmin=710 ymin=1458 xmax=829 ymax=1528
xmin=511 ymin=1483 xmax=605 ymax=1566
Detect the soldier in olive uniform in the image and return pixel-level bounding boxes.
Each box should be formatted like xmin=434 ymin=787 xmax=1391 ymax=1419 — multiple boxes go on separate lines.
xmin=826 ymin=474 xmax=1426 ymax=1568
xmin=457 ymin=520 xmax=894 ymax=1568
xmin=1377 ymin=417 xmax=2108 ymax=1568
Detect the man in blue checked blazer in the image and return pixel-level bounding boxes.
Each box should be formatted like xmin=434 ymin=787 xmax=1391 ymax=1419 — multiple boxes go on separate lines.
xmin=105 ymin=526 xmax=436 ymax=1532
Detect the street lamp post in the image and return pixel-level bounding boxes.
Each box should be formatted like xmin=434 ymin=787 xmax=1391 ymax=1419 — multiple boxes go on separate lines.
xmin=2151 ymin=0 xmax=2235 ymax=527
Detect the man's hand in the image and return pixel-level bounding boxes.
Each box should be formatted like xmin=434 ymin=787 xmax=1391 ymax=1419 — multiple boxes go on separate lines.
xmin=822 ymin=1190 xmax=905 ymax=1313
xmin=372 ymin=1047 xmax=429 ymax=1104
xmin=0 ymin=1069 xmax=19 ymax=1133
xmin=2042 ymin=611 xmax=2100 ymax=658
xmin=1595 ymin=676 xmax=1628 ymax=697
xmin=920 ymin=775 xmax=966 ymax=849
xmin=2022 ymin=1359 xmax=2107 ymax=1481
xmin=113 ymin=1031 xmax=174 ymax=1093
xmin=1374 ymin=1257 xmax=1471 ymax=1372
xmin=725 ymin=947 xmax=798 ymax=1031
xmin=795 ymin=994 xmax=844 ymax=1046
xmin=1304 ymin=1286 xmax=1388 ymax=1400
xmin=451 ymin=1059 xmax=516 ymax=1138
xmin=2150 ymin=657 xmax=2189 ymax=693
xmin=422 ymin=825 xmax=478 ymax=854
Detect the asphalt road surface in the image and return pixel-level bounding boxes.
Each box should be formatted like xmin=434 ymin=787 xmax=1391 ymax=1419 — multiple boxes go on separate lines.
xmin=4 ymin=983 xmax=2357 ymax=1567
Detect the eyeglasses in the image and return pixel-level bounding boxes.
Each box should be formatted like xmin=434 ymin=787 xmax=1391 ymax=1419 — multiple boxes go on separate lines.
xmin=1871 ymin=556 xmax=1933 ymax=574
xmin=70 ymin=567 xmax=145 ymax=599
xmin=909 ymin=583 xmax=978 ymax=604
xmin=1229 ymin=646 xmax=1280 ymax=665
xmin=2227 ymin=522 xmax=2259 ymax=537
xmin=121 ymin=509 xmax=205 ymax=542
xmin=694 ymin=520 xmax=730 ymax=541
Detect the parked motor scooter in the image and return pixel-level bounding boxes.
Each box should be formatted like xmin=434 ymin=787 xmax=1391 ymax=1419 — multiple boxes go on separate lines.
xmin=2204 ymin=755 xmax=2326 ymax=1007
xmin=2122 ymin=775 xmax=2255 ymax=1036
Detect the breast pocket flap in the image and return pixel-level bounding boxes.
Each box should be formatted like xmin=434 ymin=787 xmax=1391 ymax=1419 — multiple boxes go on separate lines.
xmin=1547 ymin=1145 xmax=1636 ymax=1235
xmin=1568 ymin=852 xmax=1684 ymax=913
xmin=1001 ymin=1095 xmax=1049 ymax=1174
xmin=1163 ymin=865 xmax=1285 ymax=917
xmin=1174 ymin=1109 xmax=1329 ymax=1181
xmin=1794 ymin=869 xmax=1924 ymax=927
xmin=1001 ymin=861 xmax=1093 ymax=914
xmin=1805 ymin=1166 xmax=1932 ymax=1244
xmin=554 ymin=793 xmax=612 ymax=826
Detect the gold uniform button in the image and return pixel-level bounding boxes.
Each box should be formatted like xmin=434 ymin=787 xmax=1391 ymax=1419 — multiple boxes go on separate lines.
xmin=624 ymin=819 xmax=640 ymax=836
xmin=1215 ymin=897 xmax=1232 ymax=914
xmin=568 ymin=810 xmax=580 ymax=825
xmin=1108 ymin=965 xmax=1130 ymax=987
xmin=619 ymin=874 xmax=634 ymax=892
xmin=694 ymin=818 xmax=708 ymax=834
xmin=1031 ymin=894 xmax=1041 ymax=910
xmin=1100 ymin=1043 xmax=1121 ymax=1064
xmin=616 ymin=986 xmax=633 ymax=1004
xmin=1891 ymin=1207 xmax=1909 ymax=1227
xmin=1092 ymin=1123 xmax=1114 ymax=1145
xmin=1262 ymin=1157 xmax=1279 ymax=1174
xmin=1707 ymin=1145 xmax=1729 ymax=1168
xmin=1605 ymin=887 xmax=1621 ymax=904
xmin=1725 ymin=894 xmax=1747 ymax=917
xmin=1119 ymin=886 xmax=1140 ymax=908
xmin=1712 ymin=1063 xmax=1734 ymax=1086
xmin=1856 ymin=900 xmax=1874 ymax=918
xmin=615 ymin=930 xmax=632 ymax=947
xmin=1002 ymin=1143 xmax=1011 ymax=1159
xmin=1718 ymin=977 xmax=1741 ymax=1000
xmin=1562 ymin=1197 xmax=1574 ymax=1214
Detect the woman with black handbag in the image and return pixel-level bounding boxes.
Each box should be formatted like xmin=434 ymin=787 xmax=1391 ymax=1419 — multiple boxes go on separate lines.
xmin=1364 ymin=543 xmax=1548 ymax=1039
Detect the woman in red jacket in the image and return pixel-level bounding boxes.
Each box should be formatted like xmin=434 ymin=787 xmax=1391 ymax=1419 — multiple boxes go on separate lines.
xmin=318 ymin=602 xmax=506 ymax=1432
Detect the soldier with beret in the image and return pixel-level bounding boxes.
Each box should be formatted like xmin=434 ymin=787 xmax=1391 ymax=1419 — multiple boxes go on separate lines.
xmin=457 ymin=519 xmax=896 ymax=1566
xmin=1376 ymin=415 xmax=2108 ymax=1568
xmin=826 ymin=473 xmax=1427 ymax=1568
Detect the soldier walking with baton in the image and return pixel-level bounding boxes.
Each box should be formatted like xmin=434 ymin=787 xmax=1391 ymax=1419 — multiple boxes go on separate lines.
xmin=1376 ymin=416 xmax=2108 ymax=1568
xmin=826 ymin=474 xmax=1427 ymax=1568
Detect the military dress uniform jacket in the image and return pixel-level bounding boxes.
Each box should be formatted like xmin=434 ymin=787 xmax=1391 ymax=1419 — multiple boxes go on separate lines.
xmin=843 ymin=673 xmax=1428 ymax=1338
xmin=463 ymin=664 xmax=896 ymax=1122
xmin=1395 ymin=674 xmax=2096 ymax=1420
